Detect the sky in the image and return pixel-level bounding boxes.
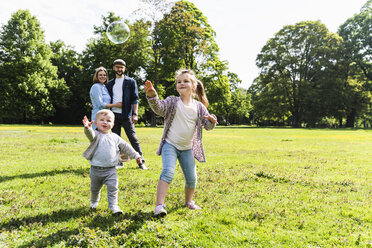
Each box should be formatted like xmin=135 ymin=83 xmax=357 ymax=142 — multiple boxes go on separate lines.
xmin=0 ymin=0 xmax=367 ymax=88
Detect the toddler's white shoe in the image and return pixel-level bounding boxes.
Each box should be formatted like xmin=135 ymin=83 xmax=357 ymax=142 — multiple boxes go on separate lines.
xmin=111 ymin=205 xmax=123 ymax=215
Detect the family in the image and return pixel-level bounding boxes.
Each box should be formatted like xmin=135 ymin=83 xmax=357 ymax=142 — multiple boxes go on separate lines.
xmin=82 ymin=59 xmax=218 ymax=217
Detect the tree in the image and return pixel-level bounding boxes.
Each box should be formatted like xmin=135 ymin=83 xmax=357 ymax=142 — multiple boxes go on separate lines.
xmin=50 ymin=40 xmax=83 ymax=123
xmin=338 ymin=0 xmax=372 ymax=127
xmin=253 ymin=21 xmax=342 ymax=127
xmin=155 ymin=1 xmax=232 ymax=118
xmin=132 ymin=0 xmax=175 ymax=126
xmin=79 ymin=12 xmax=152 ymax=122
xmin=0 ymin=10 xmax=70 ymax=123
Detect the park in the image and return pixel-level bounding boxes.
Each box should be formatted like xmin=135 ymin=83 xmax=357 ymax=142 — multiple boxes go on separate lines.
xmin=0 ymin=125 xmax=371 ymax=246
xmin=0 ymin=0 xmax=371 ymax=247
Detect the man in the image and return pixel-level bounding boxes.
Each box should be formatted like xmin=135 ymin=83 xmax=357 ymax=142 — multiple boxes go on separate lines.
xmin=106 ymin=59 xmax=147 ymax=170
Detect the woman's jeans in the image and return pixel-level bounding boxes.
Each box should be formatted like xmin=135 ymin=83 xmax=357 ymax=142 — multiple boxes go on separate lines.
xmin=160 ymin=141 xmax=197 ymax=188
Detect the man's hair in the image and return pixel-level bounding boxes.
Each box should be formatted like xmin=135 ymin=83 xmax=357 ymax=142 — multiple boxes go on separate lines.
xmin=113 ymin=59 xmax=126 ymax=66
xmin=95 ymin=109 xmax=115 ymax=121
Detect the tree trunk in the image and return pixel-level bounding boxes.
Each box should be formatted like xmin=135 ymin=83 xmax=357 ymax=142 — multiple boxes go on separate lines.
xmin=292 ymin=109 xmax=300 ymax=127
xmin=345 ymin=108 xmax=356 ymax=128
xmin=151 ymin=42 xmax=159 ymax=127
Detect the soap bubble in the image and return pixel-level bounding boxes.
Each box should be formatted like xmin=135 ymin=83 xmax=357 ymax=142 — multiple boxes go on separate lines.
xmin=106 ymin=21 xmax=130 ymax=44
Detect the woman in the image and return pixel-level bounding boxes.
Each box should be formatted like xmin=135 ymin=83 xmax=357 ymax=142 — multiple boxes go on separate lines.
xmin=90 ymin=67 xmax=121 ymax=129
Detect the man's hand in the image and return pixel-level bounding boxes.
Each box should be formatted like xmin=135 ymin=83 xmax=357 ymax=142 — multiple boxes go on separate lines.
xmin=132 ymin=114 xmax=138 ymax=124
xmin=143 ymin=80 xmax=157 ymax=98
xmin=82 ymin=115 xmax=93 ymax=128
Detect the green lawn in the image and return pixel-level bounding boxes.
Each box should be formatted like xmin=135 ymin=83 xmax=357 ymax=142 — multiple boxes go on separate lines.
xmin=0 ymin=125 xmax=371 ymax=247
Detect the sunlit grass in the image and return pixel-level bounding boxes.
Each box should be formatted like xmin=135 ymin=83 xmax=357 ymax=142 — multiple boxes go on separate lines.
xmin=0 ymin=125 xmax=371 ymax=247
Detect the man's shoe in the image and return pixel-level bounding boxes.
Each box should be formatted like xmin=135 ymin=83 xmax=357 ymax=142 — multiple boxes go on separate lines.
xmin=154 ymin=204 xmax=167 ymax=217
xmin=138 ymin=161 xmax=148 ymax=170
xmin=116 ymin=161 xmax=124 ymax=169
xmin=90 ymin=202 xmax=98 ymax=211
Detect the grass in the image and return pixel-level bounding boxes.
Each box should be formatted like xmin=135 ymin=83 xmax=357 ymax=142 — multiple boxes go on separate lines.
xmin=0 ymin=125 xmax=371 ymax=247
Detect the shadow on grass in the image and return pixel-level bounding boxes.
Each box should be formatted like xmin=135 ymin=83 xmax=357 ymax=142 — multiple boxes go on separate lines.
xmin=14 ymin=205 xmax=184 ymax=247
xmin=0 ymin=207 xmax=90 ymax=230
xmin=0 ymin=167 xmax=89 ymax=183
xmin=16 ymin=209 xmax=157 ymax=247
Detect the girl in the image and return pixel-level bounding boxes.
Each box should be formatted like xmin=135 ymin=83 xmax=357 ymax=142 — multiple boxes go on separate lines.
xmin=144 ymin=69 xmax=218 ymax=217
xmin=90 ymin=67 xmax=122 ymax=129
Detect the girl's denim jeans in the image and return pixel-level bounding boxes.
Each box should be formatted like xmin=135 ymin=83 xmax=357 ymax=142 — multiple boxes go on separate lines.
xmin=160 ymin=141 xmax=197 ymax=188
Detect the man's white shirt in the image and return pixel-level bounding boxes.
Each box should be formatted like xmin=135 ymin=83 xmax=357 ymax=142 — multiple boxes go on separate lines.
xmin=112 ymin=77 xmax=124 ymax=113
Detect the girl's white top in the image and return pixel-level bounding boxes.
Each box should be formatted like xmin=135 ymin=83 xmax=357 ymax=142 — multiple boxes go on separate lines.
xmin=165 ymin=99 xmax=198 ymax=150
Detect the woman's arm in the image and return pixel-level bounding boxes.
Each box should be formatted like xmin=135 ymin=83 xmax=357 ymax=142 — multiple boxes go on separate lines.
xmin=106 ymin=102 xmax=122 ymax=108
xmin=90 ymin=84 xmax=107 ymax=109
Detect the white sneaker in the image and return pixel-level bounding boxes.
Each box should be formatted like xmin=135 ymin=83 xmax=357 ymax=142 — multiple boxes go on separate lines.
xmin=111 ymin=206 xmax=123 ymax=215
xmin=154 ymin=204 xmax=167 ymax=217
xmin=184 ymin=201 xmax=201 ymax=210
xmin=90 ymin=202 xmax=98 ymax=210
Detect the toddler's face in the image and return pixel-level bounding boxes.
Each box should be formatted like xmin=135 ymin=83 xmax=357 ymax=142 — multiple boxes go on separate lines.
xmin=95 ymin=114 xmax=114 ymax=134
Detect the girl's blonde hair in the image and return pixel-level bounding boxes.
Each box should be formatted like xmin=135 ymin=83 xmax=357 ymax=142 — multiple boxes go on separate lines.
xmin=175 ymin=69 xmax=209 ymax=108
xmin=93 ymin=67 xmax=108 ymax=84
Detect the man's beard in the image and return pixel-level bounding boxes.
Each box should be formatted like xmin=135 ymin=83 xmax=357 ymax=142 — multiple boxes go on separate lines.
xmin=115 ymin=71 xmax=123 ymax=76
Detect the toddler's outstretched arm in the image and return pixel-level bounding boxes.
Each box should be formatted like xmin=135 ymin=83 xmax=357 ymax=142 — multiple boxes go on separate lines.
xmin=118 ymin=142 xmax=142 ymax=162
xmin=82 ymin=116 xmax=95 ymax=142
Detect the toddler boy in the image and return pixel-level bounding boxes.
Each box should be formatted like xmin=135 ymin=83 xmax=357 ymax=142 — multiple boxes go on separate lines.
xmin=82 ymin=109 xmax=142 ymax=214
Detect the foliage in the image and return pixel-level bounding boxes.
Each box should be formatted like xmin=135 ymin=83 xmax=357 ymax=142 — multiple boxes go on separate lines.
xmin=338 ymin=0 xmax=372 ymax=126
xmin=155 ymin=1 xmax=233 ymax=118
xmin=79 ymin=13 xmax=153 ymax=122
xmin=252 ymin=21 xmax=343 ymax=127
xmin=0 ymin=10 xmax=70 ymax=123
xmin=0 ymin=1 xmax=370 ymax=126
xmin=131 ymin=0 xmax=176 ymax=126
xmin=50 ymin=40 xmax=84 ymax=124
xmin=338 ymin=0 xmax=372 ymax=83
xmin=0 ymin=125 xmax=371 ymax=247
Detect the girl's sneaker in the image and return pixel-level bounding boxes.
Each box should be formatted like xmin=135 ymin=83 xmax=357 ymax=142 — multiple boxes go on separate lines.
xmin=154 ymin=204 xmax=167 ymax=217
xmin=184 ymin=201 xmax=201 ymax=210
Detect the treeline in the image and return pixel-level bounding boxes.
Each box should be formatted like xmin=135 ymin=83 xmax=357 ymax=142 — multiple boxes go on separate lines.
xmin=0 ymin=0 xmax=370 ymax=127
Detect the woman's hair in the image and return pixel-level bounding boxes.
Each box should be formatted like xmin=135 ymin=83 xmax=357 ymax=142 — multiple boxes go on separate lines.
xmin=175 ymin=69 xmax=209 ymax=108
xmin=93 ymin=67 xmax=108 ymax=84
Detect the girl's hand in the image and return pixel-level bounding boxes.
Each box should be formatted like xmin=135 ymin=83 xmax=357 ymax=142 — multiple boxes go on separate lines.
xmin=203 ymin=114 xmax=218 ymax=124
xmin=82 ymin=115 xmax=94 ymax=128
xmin=144 ymin=80 xmax=157 ymax=98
